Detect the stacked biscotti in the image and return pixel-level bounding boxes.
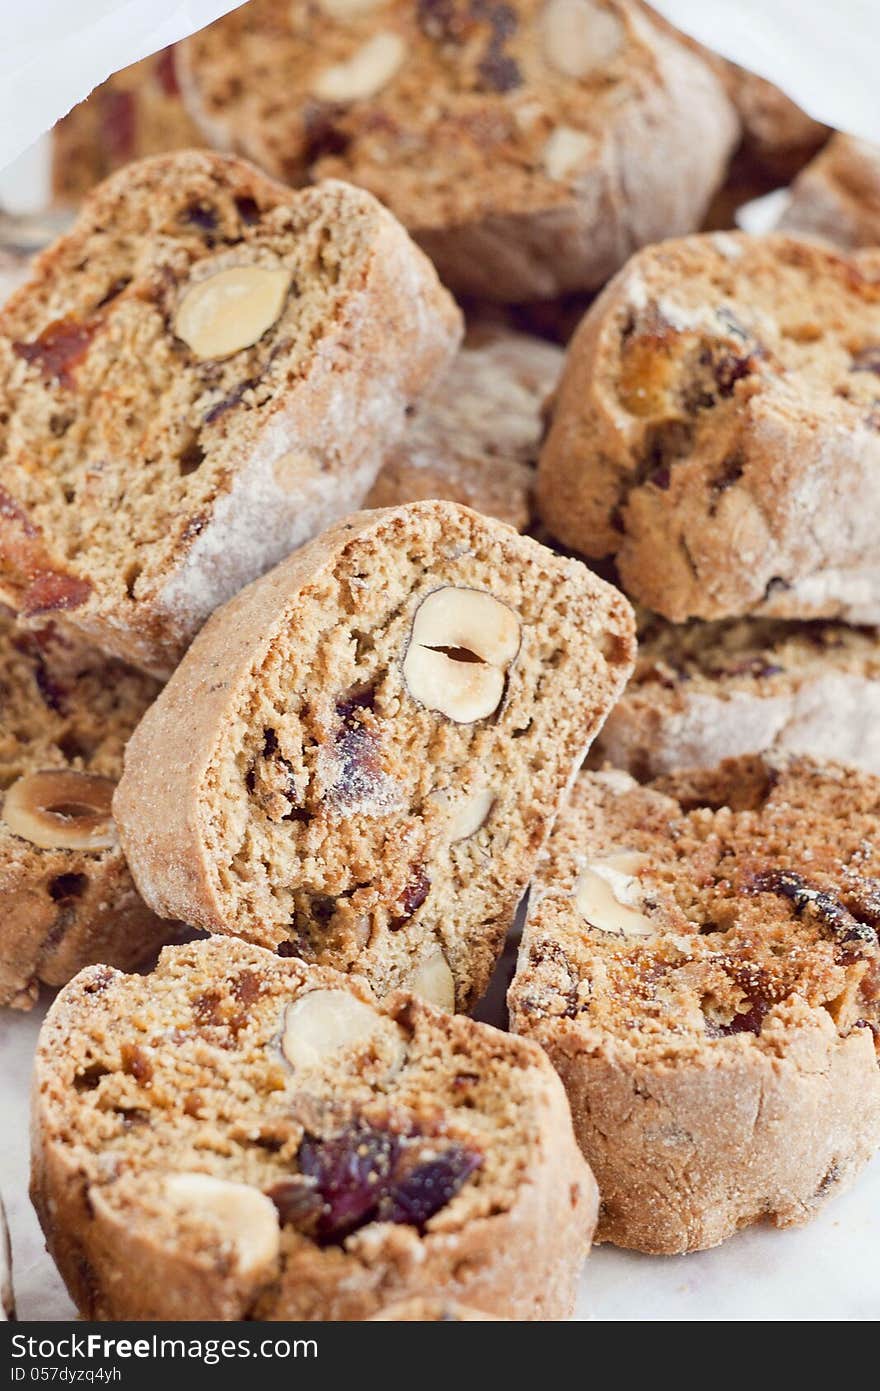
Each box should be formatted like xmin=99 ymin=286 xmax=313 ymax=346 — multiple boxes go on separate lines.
xmin=3 ymin=5 xmax=880 ymax=1326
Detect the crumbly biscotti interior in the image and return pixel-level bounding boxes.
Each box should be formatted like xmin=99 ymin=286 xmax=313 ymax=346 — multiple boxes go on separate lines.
xmin=182 ymin=0 xmax=656 ymax=226
xmin=513 ymin=760 xmax=880 ymax=1060
xmin=585 ymin=235 xmax=880 ymax=553
xmin=0 ymin=154 xmax=377 ymax=617
xmin=40 ymin=939 xmax=543 ymax=1256
xmin=629 ymin=614 xmax=880 ymax=698
xmin=199 ymin=507 xmax=633 ymax=1007
xmin=0 ymin=606 xmax=159 ymax=791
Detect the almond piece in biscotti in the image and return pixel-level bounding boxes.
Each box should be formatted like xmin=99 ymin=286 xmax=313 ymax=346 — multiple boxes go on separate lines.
xmin=541 ymin=0 xmax=625 ymax=78
xmin=280 ymin=987 xmax=406 ymax=1073
xmin=311 ymin=32 xmax=405 ymax=102
xmin=165 ymin=1174 xmax=281 ymax=1275
xmin=574 ymin=852 xmax=653 ymax=939
xmin=403 ymin=946 xmax=456 ymax=1011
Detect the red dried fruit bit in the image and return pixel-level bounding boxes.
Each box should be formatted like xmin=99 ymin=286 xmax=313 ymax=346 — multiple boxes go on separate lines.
xmin=120 ymin=1043 xmax=153 ymax=1084
xmin=378 ymin=1145 xmax=483 ymax=1228
xmin=391 ymin=866 xmax=431 ymax=929
xmin=21 ymin=571 xmax=92 ymax=617
xmin=298 ymin=1124 xmax=400 ymax=1241
xmin=13 ymin=317 xmax=98 ymax=388
xmin=99 ymin=88 xmax=136 ymax=164
xmin=0 ymin=486 xmax=38 ymax=537
xmin=154 ymin=47 xmax=180 ymax=97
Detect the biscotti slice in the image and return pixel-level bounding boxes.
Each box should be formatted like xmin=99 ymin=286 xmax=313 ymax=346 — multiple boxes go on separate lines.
xmin=114 ymin=501 xmax=636 ymax=1011
xmin=177 ymin=0 xmax=737 ymax=302
xmin=596 ymin=615 xmax=880 ymax=778
xmin=778 ymin=134 xmax=880 ymax=251
xmin=0 ymin=151 xmax=461 ymax=676
xmin=538 ymin=232 xmax=880 ymax=623
xmin=509 ymin=756 xmax=880 ymax=1254
xmin=366 ymin=329 xmax=564 ymax=530
xmin=51 ymin=47 xmax=204 ymax=205
xmin=31 ymin=936 xmax=597 ymax=1320
xmin=0 ymin=607 xmax=169 ymax=1009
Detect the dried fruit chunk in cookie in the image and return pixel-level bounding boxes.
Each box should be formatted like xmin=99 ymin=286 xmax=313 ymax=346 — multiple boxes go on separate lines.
xmin=114 ymin=501 xmax=635 ymax=1010
xmin=0 ymin=151 xmax=460 ymax=676
xmin=0 ymin=607 xmax=168 ymax=1009
xmin=538 ymin=232 xmax=880 ymax=624
xmin=31 ymin=936 xmax=597 ymax=1320
xmin=509 ymin=756 xmax=880 ymax=1253
xmin=366 ymin=328 xmax=564 ymax=531
xmin=176 ymin=0 xmax=737 ymax=301
xmin=594 ymin=614 xmax=880 ymax=778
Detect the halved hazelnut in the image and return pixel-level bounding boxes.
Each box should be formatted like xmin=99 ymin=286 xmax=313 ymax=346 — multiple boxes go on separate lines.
xmin=311 ymin=32 xmax=406 ymax=102
xmin=174 ymin=265 xmax=292 ymax=360
xmin=403 ymin=588 xmax=521 ymax=724
xmin=164 ymin=1174 xmax=280 ymax=1276
xmin=541 ymin=0 xmax=624 ymax=78
xmin=281 ymin=988 xmax=406 ymax=1073
xmin=404 ymin=948 xmax=456 ymax=1012
xmin=574 ymin=851 xmax=654 ymax=939
xmin=2 ymin=770 xmax=116 ymax=851
xmin=543 ymin=126 xmax=592 ymax=181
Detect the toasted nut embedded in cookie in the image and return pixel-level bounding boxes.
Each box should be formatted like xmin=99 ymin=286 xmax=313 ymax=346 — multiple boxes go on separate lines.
xmin=574 ymin=852 xmax=654 ymax=939
xmin=541 ymin=0 xmax=624 ymax=77
xmin=174 ymin=266 xmax=291 ymax=360
xmin=403 ymin=588 xmax=521 ymax=723
xmin=449 ymin=788 xmax=495 ymax=843
xmin=2 ymin=770 xmax=116 ymax=850
xmin=404 ymin=948 xmax=456 ymax=1012
xmin=281 ymin=988 xmax=406 ymax=1072
xmin=165 ymin=1174 xmax=280 ymax=1276
xmin=543 ymin=126 xmax=592 ymax=181
xmin=312 ymin=32 xmax=406 ymax=102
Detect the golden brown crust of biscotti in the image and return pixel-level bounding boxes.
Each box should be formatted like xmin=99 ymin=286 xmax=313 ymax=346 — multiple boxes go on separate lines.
xmin=595 ymin=615 xmax=880 ymax=778
xmin=0 ymin=151 xmax=461 ymax=676
xmin=177 ymin=0 xmax=737 ymax=301
xmin=778 ymin=134 xmax=880 ymax=251
xmin=31 ymin=937 xmax=597 ymax=1320
xmin=537 ymin=232 xmax=880 ymax=624
xmin=113 ymin=501 xmax=635 ymax=1011
xmin=0 ymin=609 xmax=170 ymax=1009
xmin=509 ymin=756 xmax=880 ymax=1253
xmin=366 ymin=329 xmax=564 ymax=530
xmin=51 ymin=48 xmax=203 ymax=205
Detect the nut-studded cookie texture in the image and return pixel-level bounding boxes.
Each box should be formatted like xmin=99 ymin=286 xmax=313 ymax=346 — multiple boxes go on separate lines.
xmin=177 ymin=0 xmax=738 ymax=301
xmin=0 ymin=151 xmax=461 ymax=676
xmin=538 ymin=233 xmax=880 ymax=624
xmin=51 ymin=47 xmax=204 ymax=205
xmin=595 ymin=614 xmax=880 ymax=778
xmin=114 ymin=501 xmax=636 ymax=1012
xmin=366 ymin=328 xmax=564 ymax=530
xmin=0 ymin=606 xmax=168 ymax=1009
xmin=509 ymin=756 xmax=880 ymax=1254
xmin=31 ymin=937 xmax=598 ymax=1320
xmin=778 ymin=134 xmax=880 ymax=251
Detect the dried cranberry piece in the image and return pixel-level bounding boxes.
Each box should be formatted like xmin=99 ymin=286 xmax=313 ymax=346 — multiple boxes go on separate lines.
xmin=298 ymin=1124 xmax=400 ymax=1241
xmin=752 ymin=868 xmax=876 ymax=946
xmin=235 ymin=196 xmax=261 ymax=225
xmin=154 ymin=47 xmax=180 ymax=97
xmin=391 ymin=867 xmax=431 ymax=929
xmin=99 ymin=89 xmax=136 ymax=164
xmin=21 ymin=571 xmax=92 ymax=617
xmin=13 ymin=318 xmax=98 ymax=388
xmin=379 ymin=1145 xmax=483 ymax=1228
xmin=185 ymin=204 xmax=218 ymax=232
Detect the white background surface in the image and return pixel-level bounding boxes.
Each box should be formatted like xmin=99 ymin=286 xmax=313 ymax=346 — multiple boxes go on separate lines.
xmin=4 ymin=972 xmax=879 ymax=1322
xmin=0 ymin=0 xmax=879 ymax=1323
